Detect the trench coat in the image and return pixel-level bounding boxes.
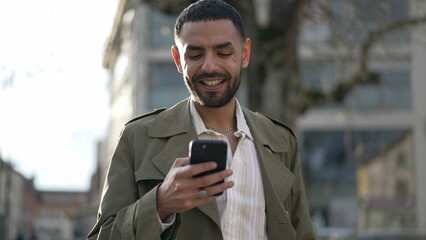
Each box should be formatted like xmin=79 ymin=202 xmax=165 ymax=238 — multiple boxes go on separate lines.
xmin=87 ymin=98 xmax=316 ymax=240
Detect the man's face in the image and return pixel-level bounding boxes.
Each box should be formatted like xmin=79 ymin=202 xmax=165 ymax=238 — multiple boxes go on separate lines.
xmin=172 ymin=19 xmax=251 ymax=108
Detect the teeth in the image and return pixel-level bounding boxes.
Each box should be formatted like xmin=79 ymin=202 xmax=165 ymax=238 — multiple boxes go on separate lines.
xmin=202 ymin=80 xmax=222 ymax=86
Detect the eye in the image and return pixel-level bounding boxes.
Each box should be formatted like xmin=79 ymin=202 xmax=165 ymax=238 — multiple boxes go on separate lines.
xmin=218 ymin=52 xmax=231 ymax=57
xmin=187 ymin=52 xmax=202 ymax=59
xmin=188 ymin=54 xmax=202 ymax=59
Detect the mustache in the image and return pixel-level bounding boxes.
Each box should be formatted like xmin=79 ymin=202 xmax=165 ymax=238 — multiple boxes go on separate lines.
xmin=193 ymin=72 xmax=230 ymax=82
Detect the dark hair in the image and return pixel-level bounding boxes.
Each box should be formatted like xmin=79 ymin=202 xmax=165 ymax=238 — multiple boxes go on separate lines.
xmin=174 ymin=0 xmax=245 ymax=40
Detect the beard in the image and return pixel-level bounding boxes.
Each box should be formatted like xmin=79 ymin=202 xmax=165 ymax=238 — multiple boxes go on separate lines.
xmin=185 ymin=69 xmax=241 ymax=108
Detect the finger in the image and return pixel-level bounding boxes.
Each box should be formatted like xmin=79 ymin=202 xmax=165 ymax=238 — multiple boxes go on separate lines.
xmin=185 ymin=161 xmax=218 ymax=177
xmin=195 ymin=196 xmax=217 ymax=205
xmin=193 ymin=169 xmax=233 ymax=188
xmin=173 ymin=157 xmax=190 ymax=168
xmin=204 ymin=180 xmax=234 ymax=196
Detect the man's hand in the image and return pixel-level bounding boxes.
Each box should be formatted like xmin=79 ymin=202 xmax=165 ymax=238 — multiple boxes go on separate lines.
xmin=156 ymin=157 xmax=233 ymax=220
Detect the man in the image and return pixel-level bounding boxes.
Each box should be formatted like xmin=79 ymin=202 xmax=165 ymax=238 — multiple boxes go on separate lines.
xmin=88 ymin=0 xmax=315 ymax=239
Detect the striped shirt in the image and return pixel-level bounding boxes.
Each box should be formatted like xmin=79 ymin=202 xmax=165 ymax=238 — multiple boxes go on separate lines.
xmin=190 ymin=100 xmax=267 ymax=240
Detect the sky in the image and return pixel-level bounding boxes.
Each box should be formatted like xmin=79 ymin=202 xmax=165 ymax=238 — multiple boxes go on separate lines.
xmin=0 ymin=0 xmax=118 ymax=191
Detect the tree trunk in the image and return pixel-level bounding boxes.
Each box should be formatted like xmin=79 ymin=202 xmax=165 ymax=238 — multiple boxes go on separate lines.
xmin=256 ymin=0 xmax=308 ymax=127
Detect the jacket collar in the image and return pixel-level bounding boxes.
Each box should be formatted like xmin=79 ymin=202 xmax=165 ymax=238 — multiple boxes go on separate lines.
xmin=148 ymin=98 xmax=287 ymax=154
xmin=241 ymin=108 xmax=288 ymax=153
xmin=148 ymin=99 xmax=193 ymax=138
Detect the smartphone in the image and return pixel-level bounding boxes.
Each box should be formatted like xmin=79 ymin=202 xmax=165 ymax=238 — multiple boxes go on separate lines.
xmin=189 ymin=139 xmax=227 ymax=195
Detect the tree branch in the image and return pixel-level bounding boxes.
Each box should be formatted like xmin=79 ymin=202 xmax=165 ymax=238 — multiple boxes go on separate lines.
xmin=357 ymin=15 xmax=426 ymax=73
xmin=303 ymin=0 xmax=333 ymax=23
xmin=299 ymin=14 xmax=426 ymax=113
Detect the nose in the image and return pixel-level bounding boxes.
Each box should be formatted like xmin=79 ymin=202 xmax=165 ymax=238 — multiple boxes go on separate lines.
xmin=201 ymin=53 xmax=218 ymax=73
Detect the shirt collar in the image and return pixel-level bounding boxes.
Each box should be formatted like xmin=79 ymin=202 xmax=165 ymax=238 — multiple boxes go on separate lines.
xmin=189 ymin=99 xmax=253 ymax=140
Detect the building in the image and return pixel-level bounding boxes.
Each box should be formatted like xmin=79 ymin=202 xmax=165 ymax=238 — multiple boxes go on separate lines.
xmin=298 ymin=0 xmax=426 ymax=231
xmin=36 ymin=191 xmax=90 ymax=240
xmin=98 ymin=0 xmax=426 ymax=233
xmin=99 ymin=0 xmax=186 ymax=188
xmin=0 ymin=158 xmax=36 ymax=240
xmin=0 ymin=157 xmax=37 ymax=240
xmin=22 ymin=178 xmax=38 ymax=240
xmin=357 ymin=131 xmax=415 ymax=229
xmin=0 ymin=157 xmax=95 ymax=240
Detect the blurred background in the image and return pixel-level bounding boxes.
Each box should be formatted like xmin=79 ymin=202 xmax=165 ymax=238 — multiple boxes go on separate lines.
xmin=1 ymin=0 xmax=426 ymax=239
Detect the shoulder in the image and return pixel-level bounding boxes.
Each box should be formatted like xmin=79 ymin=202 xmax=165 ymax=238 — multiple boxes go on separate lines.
xmin=118 ymin=108 xmax=169 ymax=141
xmin=261 ymin=114 xmax=296 ymax=138
xmin=125 ymin=108 xmax=167 ymax=126
xmin=242 ymin=107 xmax=296 ymax=138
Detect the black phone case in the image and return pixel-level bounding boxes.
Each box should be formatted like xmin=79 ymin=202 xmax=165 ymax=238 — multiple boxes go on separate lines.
xmin=189 ymin=139 xmax=227 ymax=195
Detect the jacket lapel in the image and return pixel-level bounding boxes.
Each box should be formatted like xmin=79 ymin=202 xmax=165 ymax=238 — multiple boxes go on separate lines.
xmin=148 ymin=99 xmax=222 ymax=229
xmin=243 ymin=109 xmax=295 ymax=236
xmin=243 ymin=108 xmax=294 ymax=201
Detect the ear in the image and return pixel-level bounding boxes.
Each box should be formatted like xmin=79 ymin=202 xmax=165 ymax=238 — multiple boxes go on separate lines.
xmin=242 ymin=38 xmax=251 ymax=68
xmin=171 ymin=45 xmax=183 ymax=73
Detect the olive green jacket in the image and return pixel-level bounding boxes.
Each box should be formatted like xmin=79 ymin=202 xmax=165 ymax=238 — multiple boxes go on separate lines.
xmin=87 ymin=99 xmax=316 ymax=240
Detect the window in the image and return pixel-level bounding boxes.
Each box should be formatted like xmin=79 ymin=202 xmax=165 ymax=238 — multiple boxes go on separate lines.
xmin=329 ymin=0 xmax=409 ymax=44
xmin=148 ymin=62 xmax=188 ymax=109
xmin=345 ymin=70 xmax=411 ymax=110
xmin=302 ymin=129 xmax=412 ymax=229
xmin=300 ymin=60 xmax=412 ymax=110
xmin=396 ymin=152 xmax=407 ymax=167
xmin=395 ymin=179 xmax=409 ymax=198
xmin=354 ymin=0 xmax=409 ymax=43
xmin=149 ymin=10 xmax=176 ymax=48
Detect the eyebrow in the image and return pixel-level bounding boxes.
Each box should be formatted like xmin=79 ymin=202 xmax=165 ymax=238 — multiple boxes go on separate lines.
xmin=186 ymin=41 xmax=233 ymax=51
xmin=214 ymin=41 xmax=233 ymax=49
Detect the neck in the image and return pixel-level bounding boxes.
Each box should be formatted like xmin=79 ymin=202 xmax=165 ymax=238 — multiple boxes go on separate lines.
xmin=194 ymin=98 xmax=237 ymax=129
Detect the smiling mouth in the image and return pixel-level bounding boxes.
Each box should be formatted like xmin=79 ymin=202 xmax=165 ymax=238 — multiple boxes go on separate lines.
xmin=201 ymin=80 xmax=224 ymax=86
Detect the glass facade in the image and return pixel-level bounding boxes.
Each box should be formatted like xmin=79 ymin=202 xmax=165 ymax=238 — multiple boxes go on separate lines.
xmin=300 ymin=60 xmax=411 ymax=110
xmin=353 ymin=0 xmax=409 ymax=43
xmin=329 ymin=0 xmax=409 ymax=44
xmin=301 ymin=129 xmax=415 ymax=230
xmin=345 ymin=71 xmax=411 ymax=110
xmin=301 ymin=0 xmax=409 ymax=45
xmin=148 ymin=62 xmax=189 ymax=109
xmin=149 ymin=10 xmax=176 ymax=48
